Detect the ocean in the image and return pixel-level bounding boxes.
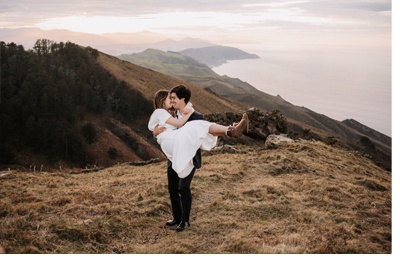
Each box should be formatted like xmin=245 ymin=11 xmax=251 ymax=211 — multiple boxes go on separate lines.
xmin=213 ymin=46 xmax=392 ymax=137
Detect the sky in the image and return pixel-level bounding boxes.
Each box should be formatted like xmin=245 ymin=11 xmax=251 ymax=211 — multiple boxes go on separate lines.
xmin=0 ymin=0 xmax=392 ymax=49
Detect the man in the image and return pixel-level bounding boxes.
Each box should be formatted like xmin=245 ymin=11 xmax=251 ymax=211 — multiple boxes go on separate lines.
xmin=153 ymin=84 xmax=203 ymax=232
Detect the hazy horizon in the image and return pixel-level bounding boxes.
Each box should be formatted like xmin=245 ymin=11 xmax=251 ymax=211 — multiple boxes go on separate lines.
xmin=214 ymin=46 xmax=391 ymax=137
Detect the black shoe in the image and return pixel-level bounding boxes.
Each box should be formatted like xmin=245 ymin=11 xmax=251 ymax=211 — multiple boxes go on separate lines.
xmin=166 ymin=219 xmax=181 ymax=226
xmin=176 ymin=221 xmax=190 ymax=232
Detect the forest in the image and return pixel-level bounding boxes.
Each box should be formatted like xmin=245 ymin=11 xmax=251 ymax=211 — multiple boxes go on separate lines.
xmin=0 ymin=39 xmax=153 ymax=166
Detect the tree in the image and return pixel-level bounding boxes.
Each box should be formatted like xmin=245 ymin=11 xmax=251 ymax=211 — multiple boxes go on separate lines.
xmin=1 ymin=39 xmax=153 ymax=166
xmin=81 ymin=123 xmax=98 ymax=144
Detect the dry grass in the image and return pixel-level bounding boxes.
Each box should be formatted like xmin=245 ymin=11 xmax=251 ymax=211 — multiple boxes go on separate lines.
xmin=0 ymin=141 xmax=391 ymax=254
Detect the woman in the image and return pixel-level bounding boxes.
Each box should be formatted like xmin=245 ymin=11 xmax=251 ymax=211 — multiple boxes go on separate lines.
xmin=148 ymin=90 xmax=249 ymax=178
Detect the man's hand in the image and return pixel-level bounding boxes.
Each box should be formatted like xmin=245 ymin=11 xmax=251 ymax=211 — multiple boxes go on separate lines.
xmin=153 ymin=125 xmax=166 ymax=137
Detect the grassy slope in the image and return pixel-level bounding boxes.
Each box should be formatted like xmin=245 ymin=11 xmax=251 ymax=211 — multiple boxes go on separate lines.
xmin=0 ymin=141 xmax=391 ymax=253
xmin=98 ymin=51 xmax=245 ymax=115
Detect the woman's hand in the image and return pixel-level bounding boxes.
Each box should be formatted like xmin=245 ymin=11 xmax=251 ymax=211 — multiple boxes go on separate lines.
xmin=182 ymin=102 xmax=194 ymax=115
xmin=165 ymin=102 xmax=195 ymax=128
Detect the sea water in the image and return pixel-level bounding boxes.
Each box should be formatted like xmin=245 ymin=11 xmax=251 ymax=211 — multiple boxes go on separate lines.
xmin=213 ymin=46 xmax=391 ymax=137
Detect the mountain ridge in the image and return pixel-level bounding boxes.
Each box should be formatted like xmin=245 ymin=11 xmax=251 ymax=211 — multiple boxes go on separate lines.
xmin=0 ymin=28 xmax=218 ymax=55
xmin=179 ymin=45 xmax=260 ymax=67
xmin=118 ymin=48 xmax=391 ymax=170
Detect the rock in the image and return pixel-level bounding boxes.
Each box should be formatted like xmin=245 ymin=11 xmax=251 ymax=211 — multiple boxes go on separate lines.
xmin=265 ymin=134 xmax=293 ymax=146
xmin=205 ymin=107 xmax=288 ymax=143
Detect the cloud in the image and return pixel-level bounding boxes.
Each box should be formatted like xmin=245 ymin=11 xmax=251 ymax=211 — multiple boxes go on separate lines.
xmin=35 ymin=7 xmax=347 ymax=36
xmin=2 ymin=0 xmax=392 ymax=22
xmin=243 ymin=1 xmax=310 ymax=8
xmin=328 ymin=0 xmax=391 ymax=12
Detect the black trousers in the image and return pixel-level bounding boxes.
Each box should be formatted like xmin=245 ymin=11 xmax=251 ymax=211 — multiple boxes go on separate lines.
xmin=167 ymin=162 xmax=196 ymax=223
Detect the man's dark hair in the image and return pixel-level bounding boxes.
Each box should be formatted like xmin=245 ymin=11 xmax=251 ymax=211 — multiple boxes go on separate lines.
xmin=170 ymin=84 xmax=191 ymax=104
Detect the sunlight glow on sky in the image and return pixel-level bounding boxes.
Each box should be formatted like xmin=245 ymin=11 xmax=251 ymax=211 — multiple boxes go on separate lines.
xmin=35 ymin=8 xmax=342 ymax=35
xmin=36 ymin=12 xmax=262 ymax=34
xmin=0 ymin=0 xmax=392 ymax=48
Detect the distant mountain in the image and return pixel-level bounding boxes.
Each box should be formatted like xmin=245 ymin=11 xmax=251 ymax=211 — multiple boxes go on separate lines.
xmin=119 ymin=46 xmax=259 ymax=69
xmin=119 ymin=48 xmax=216 ymax=77
xmin=179 ymin=46 xmax=260 ymax=67
xmin=0 ymin=28 xmax=216 ymax=56
xmin=149 ymin=37 xmax=216 ymax=52
xmin=0 ymin=27 xmax=120 ymax=51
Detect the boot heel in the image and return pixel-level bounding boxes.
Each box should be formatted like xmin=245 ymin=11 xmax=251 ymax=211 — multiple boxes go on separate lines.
xmin=243 ymin=113 xmax=249 ymax=133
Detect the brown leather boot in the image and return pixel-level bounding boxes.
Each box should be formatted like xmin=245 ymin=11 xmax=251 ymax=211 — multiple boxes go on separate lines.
xmin=227 ymin=113 xmax=249 ymax=138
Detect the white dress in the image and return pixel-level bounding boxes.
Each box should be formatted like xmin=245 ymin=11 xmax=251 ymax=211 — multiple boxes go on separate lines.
xmin=148 ymin=108 xmax=218 ymax=178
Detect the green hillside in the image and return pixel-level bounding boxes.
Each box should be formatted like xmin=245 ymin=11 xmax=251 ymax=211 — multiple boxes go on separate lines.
xmin=180 ymin=45 xmax=260 ymax=67
xmin=119 ymin=48 xmax=217 ymax=78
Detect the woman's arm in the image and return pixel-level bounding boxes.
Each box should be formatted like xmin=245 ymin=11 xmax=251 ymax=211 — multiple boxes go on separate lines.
xmin=165 ymin=107 xmax=195 ymax=128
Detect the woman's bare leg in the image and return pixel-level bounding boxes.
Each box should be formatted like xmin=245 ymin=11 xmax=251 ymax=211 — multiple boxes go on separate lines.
xmin=208 ymin=113 xmax=249 ymax=137
xmin=208 ymin=123 xmax=229 ymax=136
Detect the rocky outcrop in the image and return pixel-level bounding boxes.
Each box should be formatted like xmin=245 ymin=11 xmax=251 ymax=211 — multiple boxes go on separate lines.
xmin=205 ymin=107 xmax=288 ymax=143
